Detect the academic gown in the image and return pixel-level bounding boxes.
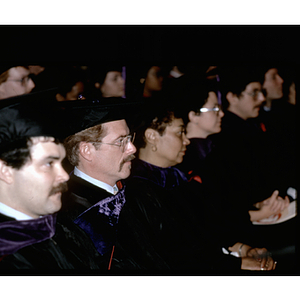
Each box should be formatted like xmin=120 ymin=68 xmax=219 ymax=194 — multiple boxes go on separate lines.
xmin=60 ymin=173 xmax=126 ymax=270
xmin=201 ymin=111 xmax=297 ymax=271
xmin=0 ymin=212 xmax=104 ymax=273
xmin=112 ymin=158 xmax=242 ymax=275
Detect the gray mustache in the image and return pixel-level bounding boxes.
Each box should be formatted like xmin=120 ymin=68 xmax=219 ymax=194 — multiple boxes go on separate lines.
xmin=123 ymin=154 xmax=136 ymax=163
xmin=119 ymin=154 xmax=136 ymax=172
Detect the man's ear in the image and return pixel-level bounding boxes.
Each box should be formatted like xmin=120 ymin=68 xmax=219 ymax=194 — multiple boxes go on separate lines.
xmin=226 ymin=91 xmax=239 ymax=106
xmin=140 ymin=78 xmax=145 ymax=84
xmin=144 ymin=128 xmax=158 ymax=146
xmin=78 ymin=142 xmax=93 ymax=162
xmin=0 ymin=160 xmax=13 ymax=184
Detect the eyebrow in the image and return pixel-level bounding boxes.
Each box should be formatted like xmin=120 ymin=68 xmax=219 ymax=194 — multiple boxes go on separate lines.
xmin=111 ymin=132 xmax=131 ymax=141
xmin=175 ymin=124 xmax=185 ymax=129
xmin=43 ymin=155 xmax=62 ymax=161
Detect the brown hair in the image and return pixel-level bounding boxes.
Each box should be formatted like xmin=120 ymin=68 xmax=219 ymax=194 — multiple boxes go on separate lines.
xmin=64 ymin=124 xmax=105 ymax=166
xmin=0 ymin=70 xmax=10 ymax=85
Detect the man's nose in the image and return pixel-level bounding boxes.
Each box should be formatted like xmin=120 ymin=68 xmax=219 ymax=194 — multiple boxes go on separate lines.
xmin=26 ymin=78 xmax=35 ymax=92
xmin=58 ymin=165 xmax=70 ymax=182
xmin=126 ymin=141 xmax=137 ymax=154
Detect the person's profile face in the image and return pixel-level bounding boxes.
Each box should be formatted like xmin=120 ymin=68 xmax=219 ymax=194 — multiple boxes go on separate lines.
xmin=144 ymin=66 xmax=163 ymax=92
xmin=0 ymin=67 xmax=35 ymax=99
xmin=263 ymin=68 xmax=284 ymax=100
xmin=65 ymin=81 xmax=85 ymax=100
xmin=154 ymin=117 xmax=190 ymax=168
xmin=237 ymin=82 xmax=265 ymax=119
xmin=196 ymin=91 xmax=224 ymax=137
xmin=9 ymin=139 xmax=69 ymax=218
xmin=89 ymin=119 xmax=136 ymax=186
xmin=100 ymin=71 xmax=125 ymax=97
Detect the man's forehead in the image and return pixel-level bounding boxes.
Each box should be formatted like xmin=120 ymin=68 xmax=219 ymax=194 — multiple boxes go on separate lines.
xmin=30 ymin=140 xmax=65 ymax=159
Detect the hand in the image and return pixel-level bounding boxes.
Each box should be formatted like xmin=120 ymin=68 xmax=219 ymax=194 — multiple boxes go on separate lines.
xmin=262 ymin=191 xmax=289 ymax=212
xmin=241 ymin=256 xmax=276 ymax=271
xmin=246 ymin=247 xmax=276 ymax=270
xmin=247 ymin=247 xmax=268 ymax=259
xmin=250 ymin=190 xmax=290 ymax=221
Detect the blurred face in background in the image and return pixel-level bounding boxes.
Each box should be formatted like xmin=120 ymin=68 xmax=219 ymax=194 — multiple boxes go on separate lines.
xmin=192 ymin=92 xmax=224 ymax=138
xmin=100 ymin=71 xmax=125 ymax=97
xmin=0 ymin=67 xmax=35 ymax=99
xmin=143 ymin=66 xmax=164 ymax=97
xmin=263 ymin=68 xmax=284 ymax=101
xmin=65 ymin=81 xmax=85 ymax=100
xmin=232 ymin=82 xmax=265 ymax=120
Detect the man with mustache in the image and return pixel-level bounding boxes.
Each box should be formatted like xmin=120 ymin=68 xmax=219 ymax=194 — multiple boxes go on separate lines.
xmin=60 ymin=97 xmax=137 ymax=269
xmin=0 ymin=97 xmax=104 ymax=272
xmin=201 ymin=65 xmax=294 ymax=272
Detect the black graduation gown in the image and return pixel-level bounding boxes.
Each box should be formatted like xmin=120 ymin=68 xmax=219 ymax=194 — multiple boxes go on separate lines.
xmin=201 ymin=111 xmax=297 ymax=269
xmin=60 ymin=172 xmax=126 ymax=270
xmin=112 ymin=159 xmax=242 ymax=275
xmin=0 ymin=212 xmax=104 ymax=274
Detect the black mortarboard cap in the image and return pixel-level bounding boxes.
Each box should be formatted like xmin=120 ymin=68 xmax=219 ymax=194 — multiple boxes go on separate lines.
xmin=0 ymin=90 xmax=62 ymax=152
xmin=59 ymin=97 xmax=142 ymax=138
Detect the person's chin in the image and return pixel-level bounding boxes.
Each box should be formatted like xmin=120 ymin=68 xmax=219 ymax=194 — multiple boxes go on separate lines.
xmin=47 ymin=198 xmax=62 ymax=215
xmin=50 ymin=192 xmax=63 ymax=205
xmin=176 ymin=156 xmax=184 ymax=164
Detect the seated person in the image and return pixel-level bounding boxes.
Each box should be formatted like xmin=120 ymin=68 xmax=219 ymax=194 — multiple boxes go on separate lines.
xmin=200 ymin=65 xmax=295 ymax=270
xmin=177 ymin=78 xmax=224 ymax=180
xmin=0 ymin=96 xmax=104 ymax=272
xmin=55 ymin=67 xmax=87 ymax=101
xmin=112 ymin=102 xmax=276 ymax=274
xmin=0 ymin=65 xmax=35 ymax=100
xmin=140 ymin=65 xmax=164 ymax=98
xmin=89 ymin=65 xmax=125 ymax=98
xmin=60 ymin=98 xmax=137 ymax=270
xmin=258 ymin=65 xmax=296 ymax=197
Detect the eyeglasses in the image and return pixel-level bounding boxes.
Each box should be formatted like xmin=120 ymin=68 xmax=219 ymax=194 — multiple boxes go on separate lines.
xmin=199 ymin=104 xmax=222 ymax=114
xmin=243 ymin=89 xmax=266 ymax=100
xmin=94 ymin=132 xmax=135 ymax=152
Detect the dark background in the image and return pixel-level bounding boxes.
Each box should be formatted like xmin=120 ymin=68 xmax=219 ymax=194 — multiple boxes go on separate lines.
xmin=2 ymin=25 xmax=299 ymax=65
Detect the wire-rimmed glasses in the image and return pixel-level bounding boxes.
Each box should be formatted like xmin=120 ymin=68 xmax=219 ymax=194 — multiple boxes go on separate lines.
xmin=94 ymin=132 xmax=135 ymax=152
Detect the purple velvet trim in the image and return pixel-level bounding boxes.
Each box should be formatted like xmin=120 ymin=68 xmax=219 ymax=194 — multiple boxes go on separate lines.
xmin=0 ymin=214 xmax=56 ymax=256
xmin=74 ymin=187 xmax=126 ymax=255
xmin=132 ymin=159 xmax=188 ymax=190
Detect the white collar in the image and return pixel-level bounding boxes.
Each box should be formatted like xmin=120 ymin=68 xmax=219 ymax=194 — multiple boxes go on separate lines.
xmin=74 ymin=167 xmax=118 ymax=195
xmin=263 ymin=105 xmax=272 ymax=112
xmin=169 ymin=69 xmax=183 ymax=78
xmin=0 ymin=202 xmax=33 ymax=221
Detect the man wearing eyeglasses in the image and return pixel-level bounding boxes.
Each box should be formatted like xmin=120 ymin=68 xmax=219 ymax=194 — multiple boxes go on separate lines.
xmin=201 ymin=65 xmax=295 ymax=273
xmin=59 ymin=98 xmax=137 ymax=269
xmin=0 ymin=65 xmax=35 ymax=99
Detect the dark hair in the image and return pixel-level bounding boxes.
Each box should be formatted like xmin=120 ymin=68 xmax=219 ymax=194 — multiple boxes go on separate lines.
xmin=56 ymin=67 xmax=87 ymax=98
xmin=133 ymin=103 xmax=184 ymax=151
xmin=187 ymin=78 xmax=218 ymax=107
xmin=0 ymin=137 xmax=61 ymax=170
xmin=171 ymin=75 xmax=219 ymax=124
xmin=218 ymin=65 xmax=265 ymax=109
